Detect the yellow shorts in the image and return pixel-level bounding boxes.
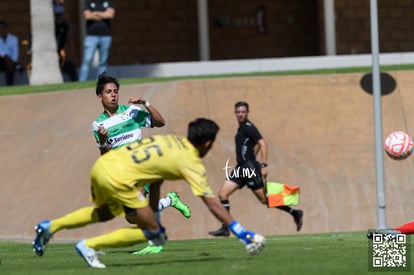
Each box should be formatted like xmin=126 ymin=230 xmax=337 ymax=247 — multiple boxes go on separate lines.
xmin=89 ymin=160 xmax=148 ymax=216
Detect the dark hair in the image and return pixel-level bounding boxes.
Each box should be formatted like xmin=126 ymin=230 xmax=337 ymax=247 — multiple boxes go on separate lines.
xmin=96 ymin=71 xmax=119 ymax=95
xmin=187 ymin=118 xmax=220 ymax=146
xmin=235 ymin=101 xmax=249 ymax=111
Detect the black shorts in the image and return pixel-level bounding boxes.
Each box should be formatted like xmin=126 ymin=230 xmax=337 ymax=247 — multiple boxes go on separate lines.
xmin=228 ymin=161 xmax=264 ymax=191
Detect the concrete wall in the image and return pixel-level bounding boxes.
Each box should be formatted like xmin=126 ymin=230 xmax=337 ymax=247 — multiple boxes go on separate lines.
xmin=1 ymin=71 xmax=414 ymax=242
xmin=2 ymin=0 xmax=414 ymax=74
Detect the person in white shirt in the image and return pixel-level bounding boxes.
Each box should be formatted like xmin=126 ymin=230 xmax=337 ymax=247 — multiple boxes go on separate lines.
xmin=0 ymin=20 xmax=19 ymax=86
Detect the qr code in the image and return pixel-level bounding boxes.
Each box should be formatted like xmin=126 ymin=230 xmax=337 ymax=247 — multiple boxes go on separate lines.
xmin=370 ymin=233 xmax=409 ymax=271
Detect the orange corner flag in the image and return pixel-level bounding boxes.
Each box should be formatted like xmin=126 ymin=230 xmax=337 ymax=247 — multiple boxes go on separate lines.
xmin=266 ymin=181 xmax=300 ymax=208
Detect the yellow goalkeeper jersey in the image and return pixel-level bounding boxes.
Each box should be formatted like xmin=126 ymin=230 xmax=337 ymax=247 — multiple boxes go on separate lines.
xmin=91 ymin=134 xmax=215 ymax=197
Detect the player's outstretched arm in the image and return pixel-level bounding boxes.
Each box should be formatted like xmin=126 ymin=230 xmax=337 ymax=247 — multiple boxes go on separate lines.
xmin=201 ymin=196 xmax=233 ymax=225
xmin=201 ymin=196 xmax=266 ymax=255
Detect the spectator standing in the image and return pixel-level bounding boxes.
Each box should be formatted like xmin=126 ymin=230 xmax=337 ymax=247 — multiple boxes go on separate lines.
xmin=79 ymin=0 xmax=115 ymax=82
xmin=53 ymin=0 xmax=78 ymax=81
xmin=0 ymin=20 xmax=19 ymax=86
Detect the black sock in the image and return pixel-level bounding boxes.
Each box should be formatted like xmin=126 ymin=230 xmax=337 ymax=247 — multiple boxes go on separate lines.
xmin=220 ymin=199 xmax=230 ymax=213
xmin=276 ymin=205 xmax=295 ymax=215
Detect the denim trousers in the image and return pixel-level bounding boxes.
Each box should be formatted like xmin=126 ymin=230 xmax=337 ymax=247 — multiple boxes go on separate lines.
xmin=79 ymin=35 xmax=112 ymax=82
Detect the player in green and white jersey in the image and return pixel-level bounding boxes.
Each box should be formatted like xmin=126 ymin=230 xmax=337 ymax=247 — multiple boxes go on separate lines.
xmin=92 ymin=72 xmax=191 ymax=254
xmin=32 ymin=73 xmax=191 ymax=258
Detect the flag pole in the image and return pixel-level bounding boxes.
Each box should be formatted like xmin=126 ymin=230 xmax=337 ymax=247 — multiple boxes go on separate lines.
xmin=370 ymin=0 xmax=387 ymax=229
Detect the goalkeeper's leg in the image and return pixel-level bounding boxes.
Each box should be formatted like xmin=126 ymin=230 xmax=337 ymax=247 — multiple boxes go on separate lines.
xmin=33 ymin=206 xmax=110 ymax=256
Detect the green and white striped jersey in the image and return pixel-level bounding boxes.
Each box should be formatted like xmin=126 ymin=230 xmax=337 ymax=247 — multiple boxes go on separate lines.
xmin=92 ymin=105 xmax=152 ymax=149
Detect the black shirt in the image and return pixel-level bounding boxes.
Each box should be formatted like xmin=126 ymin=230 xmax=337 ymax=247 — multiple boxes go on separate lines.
xmin=83 ymin=0 xmax=114 ymax=36
xmin=235 ymin=120 xmax=263 ymax=164
xmin=55 ymin=18 xmax=69 ymax=52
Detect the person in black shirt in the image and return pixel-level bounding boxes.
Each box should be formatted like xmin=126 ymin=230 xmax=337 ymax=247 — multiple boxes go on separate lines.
xmin=79 ymin=0 xmax=115 ymax=81
xmin=53 ymin=0 xmax=78 ymax=81
xmin=209 ymin=101 xmax=304 ymax=237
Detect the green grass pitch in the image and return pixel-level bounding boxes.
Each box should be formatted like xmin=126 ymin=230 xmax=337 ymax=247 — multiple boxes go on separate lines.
xmin=2 ymin=65 xmax=413 ymax=274
xmin=1 ymin=231 xmax=410 ymax=275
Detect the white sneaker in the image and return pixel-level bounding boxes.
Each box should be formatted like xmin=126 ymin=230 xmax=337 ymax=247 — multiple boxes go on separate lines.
xmin=245 ymin=233 xmax=266 ymax=255
xmin=75 ymin=240 xmax=106 ymax=269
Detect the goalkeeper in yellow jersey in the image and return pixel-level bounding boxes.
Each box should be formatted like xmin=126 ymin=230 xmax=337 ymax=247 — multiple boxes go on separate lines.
xmin=33 ymin=118 xmax=266 ymax=268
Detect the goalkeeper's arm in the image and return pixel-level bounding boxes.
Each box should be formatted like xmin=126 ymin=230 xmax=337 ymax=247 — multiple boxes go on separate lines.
xmin=200 ymin=196 xmax=266 ymax=254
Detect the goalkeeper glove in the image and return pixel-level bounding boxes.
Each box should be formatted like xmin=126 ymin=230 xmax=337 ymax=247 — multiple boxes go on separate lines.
xmin=229 ymin=221 xmax=255 ymax=245
xmin=229 ymin=221 xmax=266 ymax=255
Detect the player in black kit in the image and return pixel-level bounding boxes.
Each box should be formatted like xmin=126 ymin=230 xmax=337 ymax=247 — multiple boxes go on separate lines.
xmin=209 ymin=101 xmax=304 ymax=237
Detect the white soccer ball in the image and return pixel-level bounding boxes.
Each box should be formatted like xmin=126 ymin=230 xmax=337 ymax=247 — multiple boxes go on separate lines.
xmin=245 ymin=233 xmax=266 ymax=255
xmin=384 ymin=131 xmax=413 ymax=160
